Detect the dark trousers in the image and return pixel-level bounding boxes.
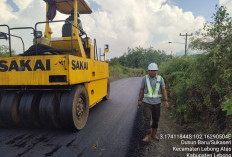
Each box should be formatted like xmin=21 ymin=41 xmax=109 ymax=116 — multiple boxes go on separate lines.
xmin=143 ymin=102 xmax=161 ymax=134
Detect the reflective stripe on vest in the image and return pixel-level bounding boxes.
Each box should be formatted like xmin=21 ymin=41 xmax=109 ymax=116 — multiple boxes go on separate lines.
xmin=144 ymin=75 xmax=161 ymax=98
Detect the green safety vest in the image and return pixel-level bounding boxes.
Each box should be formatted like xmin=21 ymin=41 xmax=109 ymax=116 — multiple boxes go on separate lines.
xmin=144 ymin=75 xmax=161 ymax=98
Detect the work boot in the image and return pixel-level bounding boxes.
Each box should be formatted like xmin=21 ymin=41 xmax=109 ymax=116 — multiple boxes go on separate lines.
xmin=142 ymin=133 xmax=151 ymax=142
xmin=151 ymin=129 xmax=159 ymax=141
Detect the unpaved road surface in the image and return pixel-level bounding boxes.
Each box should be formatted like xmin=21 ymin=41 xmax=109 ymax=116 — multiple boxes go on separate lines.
xmin=0 ymin=77 xmax=185 ymax=157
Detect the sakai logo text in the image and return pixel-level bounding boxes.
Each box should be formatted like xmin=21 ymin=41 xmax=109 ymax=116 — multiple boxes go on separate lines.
xmin=72 ymin=60 xmax=88 ymax=70
xmin=0 ymin=59 xmax=51 ymax=72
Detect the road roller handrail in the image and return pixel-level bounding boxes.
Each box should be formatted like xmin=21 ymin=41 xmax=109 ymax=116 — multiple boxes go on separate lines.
xmin=0 ymin=25 xmax=31 ymax=56
xmin=35 ymin=20 xmax=84 ymax=55
xmin=0 ymin=25 xmax=12 ymax=56
xmin=10 ymin=27 xmax=35 ymax=53
xmin=0 ymin=32 xmax=25 ymax=53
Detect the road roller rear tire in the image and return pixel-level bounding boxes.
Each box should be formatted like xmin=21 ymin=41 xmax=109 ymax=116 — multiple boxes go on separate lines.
xmin=19 ymin=92 xmax=41 ymax=128
xmin=0 ymin=91 xmax=4 ymax=127
xmin=60 ymin=85 xmax=89 ymax=130
xmin=0 ymin=91 xmax=21 ymax=127
xmin=39 ymin=92 xmax=60 ymax=128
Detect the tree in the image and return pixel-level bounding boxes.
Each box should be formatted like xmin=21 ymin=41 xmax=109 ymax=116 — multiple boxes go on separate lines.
xmin=109 ymin=47 xmax=172 ymax=69
xmin=189 ymin=5 xmax=232 ymax=132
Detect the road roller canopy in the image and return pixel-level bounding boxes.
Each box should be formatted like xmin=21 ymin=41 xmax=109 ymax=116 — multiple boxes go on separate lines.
xmin=43 ymin=0 xmax=92 ymax=14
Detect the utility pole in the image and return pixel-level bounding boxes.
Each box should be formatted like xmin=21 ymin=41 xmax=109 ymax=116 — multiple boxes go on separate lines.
xmin=180 ymin=33 xmax=193 ymax=55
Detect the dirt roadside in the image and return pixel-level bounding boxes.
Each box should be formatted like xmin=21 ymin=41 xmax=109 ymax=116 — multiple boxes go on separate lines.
xmin=126 ymin=105 xmax=187 ymax=157
xmin=142 ymin=105 xmax=186 ymax=157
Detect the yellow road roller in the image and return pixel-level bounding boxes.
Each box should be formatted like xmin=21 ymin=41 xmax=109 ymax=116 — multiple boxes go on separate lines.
xmin=0 ymin=0 xmax=110 ymax=130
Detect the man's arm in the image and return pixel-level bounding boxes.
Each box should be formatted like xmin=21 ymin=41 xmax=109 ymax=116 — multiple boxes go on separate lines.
xmin=138 ymin=88 xmax=144 ymax=106
xmin=161 ymin=87 xmax=170 ymax=108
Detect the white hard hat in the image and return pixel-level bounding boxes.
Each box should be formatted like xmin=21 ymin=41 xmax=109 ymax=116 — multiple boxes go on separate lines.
xmin=148 ymin=63 xmax=158 ymax=70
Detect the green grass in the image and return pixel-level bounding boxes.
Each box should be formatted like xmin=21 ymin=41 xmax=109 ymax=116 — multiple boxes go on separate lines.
xmin=109 ymin=64 xmax=146 ymax=81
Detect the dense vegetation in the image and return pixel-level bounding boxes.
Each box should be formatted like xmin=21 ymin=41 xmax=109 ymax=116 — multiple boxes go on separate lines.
xmin=109 ymin=47 xmax=172 ymax=69
xmin=109 ymin=47 xmax=172 ymax=81
xmin=159 ymin=6 xmax=232 ymax=134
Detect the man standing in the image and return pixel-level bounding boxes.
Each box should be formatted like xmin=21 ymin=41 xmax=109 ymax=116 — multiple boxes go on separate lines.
xmin=138 ymin=63 xmax=169 ymax=142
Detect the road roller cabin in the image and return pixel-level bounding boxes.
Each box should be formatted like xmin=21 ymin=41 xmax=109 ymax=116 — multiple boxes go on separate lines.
xmin=0 ymin=0 xmax=110 ymax=130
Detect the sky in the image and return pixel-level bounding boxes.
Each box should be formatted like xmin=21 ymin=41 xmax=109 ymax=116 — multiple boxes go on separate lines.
xmin=1 ymin=0 xmax=232 ymax=59
xmin=170 ymin=0 xmax=219 ymax=21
